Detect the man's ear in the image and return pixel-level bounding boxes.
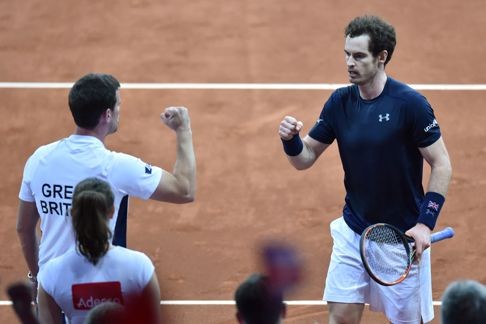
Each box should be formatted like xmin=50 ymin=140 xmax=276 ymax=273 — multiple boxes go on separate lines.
xmin=105 ymin=108 xmax=112 ymax=120
xmin=98 ymin=108 xmax=111 ymax=125
xmin=378 ymin=50 xmax=388 ymax=64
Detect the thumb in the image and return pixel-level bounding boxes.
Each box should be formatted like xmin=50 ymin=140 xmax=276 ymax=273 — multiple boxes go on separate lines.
xmin=295 ymin=121 xmax=304 ymax=132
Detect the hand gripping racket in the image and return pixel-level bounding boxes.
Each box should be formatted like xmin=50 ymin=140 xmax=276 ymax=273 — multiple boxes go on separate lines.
xmin=359 ymin=223 xmax=454 ymax=286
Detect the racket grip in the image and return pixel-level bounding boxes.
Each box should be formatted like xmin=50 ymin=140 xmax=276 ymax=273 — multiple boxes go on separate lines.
xmin=431 ymin=227 xmax=455 ymax=243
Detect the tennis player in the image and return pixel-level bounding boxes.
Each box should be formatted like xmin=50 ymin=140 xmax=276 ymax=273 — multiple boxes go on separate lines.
xmin=16 ymin=73 xmax=196 ymax=300
xmin=278 ymin=15 xmax=452 ymax=323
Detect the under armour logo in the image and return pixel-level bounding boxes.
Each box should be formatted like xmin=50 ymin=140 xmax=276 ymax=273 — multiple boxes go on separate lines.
xmin=378 ymin=113 xmax=390 ymax=122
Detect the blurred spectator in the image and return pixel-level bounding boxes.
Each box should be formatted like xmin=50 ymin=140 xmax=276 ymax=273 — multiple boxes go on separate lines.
xmin=83 ymin=301 xmax=123 ymax=324
xmin=441 ymin=279 xmax=486 ymax=324
xmin=235 ymin=273 xmax=286 ymax=324
xmin=6 ymin=282 xmax=39 ymax=324
xmin=260 ymin=242 xmax=302 ymax=297
xmin=234 ymin=242 xmax=303 ymax=323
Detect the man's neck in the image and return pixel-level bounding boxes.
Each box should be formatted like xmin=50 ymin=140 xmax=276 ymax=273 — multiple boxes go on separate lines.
xmin=74 ymin=127 xmax=106 ymax=143
xmin=358 ymin=71 xmax=388 ymax=100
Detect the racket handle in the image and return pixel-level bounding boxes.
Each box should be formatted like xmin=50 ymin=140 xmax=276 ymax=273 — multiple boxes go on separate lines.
xmin=431 ymin=227 xmax=455 ymax=243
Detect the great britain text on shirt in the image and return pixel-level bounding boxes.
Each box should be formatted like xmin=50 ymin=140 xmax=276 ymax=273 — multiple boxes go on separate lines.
xmin=38 ymin=183 xmax=74 ymax=216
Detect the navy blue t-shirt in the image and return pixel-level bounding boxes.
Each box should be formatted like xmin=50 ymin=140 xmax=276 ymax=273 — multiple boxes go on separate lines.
xmin=309 ymin=77 xmax=441 ymax=234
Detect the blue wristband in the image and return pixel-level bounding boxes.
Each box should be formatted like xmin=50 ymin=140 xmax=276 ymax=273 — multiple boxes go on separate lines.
xmin=281 ymin=135 xmax=303 ymax=156
xmin=417 ymin=192 xmax=445 ymax=230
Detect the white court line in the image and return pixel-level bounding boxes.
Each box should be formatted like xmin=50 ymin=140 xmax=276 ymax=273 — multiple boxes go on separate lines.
xmin=159 ymin=300 xmax=443 ymax=306
xmin=0 ymin=82 xmax=486 ymax=90
xmin=0 ymin=300 xmax=443 ymax=306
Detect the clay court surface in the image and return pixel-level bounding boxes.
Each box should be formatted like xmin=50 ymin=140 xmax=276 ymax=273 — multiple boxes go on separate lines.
xmin=1 ymin=0 xmax=485 ymax=323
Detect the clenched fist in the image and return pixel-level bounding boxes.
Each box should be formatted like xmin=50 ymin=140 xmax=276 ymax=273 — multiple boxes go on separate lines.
xmin=161 ymin=107 xmax=191 ymax=131
xmin=279 ymin=116 xmax=303 ymax=140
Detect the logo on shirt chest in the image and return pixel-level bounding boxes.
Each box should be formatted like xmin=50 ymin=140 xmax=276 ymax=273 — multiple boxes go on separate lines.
xmin=378 ymin=113 xmax=390 ymax=122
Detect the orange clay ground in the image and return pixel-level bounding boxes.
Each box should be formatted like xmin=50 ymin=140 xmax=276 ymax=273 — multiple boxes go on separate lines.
xmin=1 ymin=1 xmax=485 ymax=323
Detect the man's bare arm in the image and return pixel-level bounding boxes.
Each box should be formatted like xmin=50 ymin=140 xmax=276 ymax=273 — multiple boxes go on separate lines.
xmin=419 ymin=137 xmax=452 ymax=196
xmin=287 ymin=135 xmax=330 ymax=170
xmin=16 ymin=200 xmax=40 ymax=276
xmin=406 ymin=137 xmax=452 ymax=260
xmin=150 ymin=107 xmax=196 ymax=203
xmin=279 ymin=115 xmax=330 ymax=170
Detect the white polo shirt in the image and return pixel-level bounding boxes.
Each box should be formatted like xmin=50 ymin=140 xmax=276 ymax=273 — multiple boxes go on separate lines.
xmin=19 ymin=135 xmax=162 ymax=268
xmin=38 ymin=245 xmax=154 ymax=324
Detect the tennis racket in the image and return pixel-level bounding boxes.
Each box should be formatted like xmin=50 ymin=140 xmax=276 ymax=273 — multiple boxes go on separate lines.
xmin=360 ymin=223 xmax=454 ymax=286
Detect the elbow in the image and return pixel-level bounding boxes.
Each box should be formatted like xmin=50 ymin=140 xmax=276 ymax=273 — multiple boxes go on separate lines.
xmin=180 ymin=193 xmax=195 ymax=203
xmin=179 ymin=180 xmax=196 ymax=203
xmin=443 ymin=160 xmax=453 ymax=181
xmin=291 ymin=160 xmax=313 ymax=171
xmin=446 ymin=165 xmax=453 ymax=185
xmin=151 ymin=184 xmax=195 ymax=203
xmin=288 ymin=152 xmax=316 ymax=171
xmin=294 ymin=164 xmax=310 ymax=171
xmin=173 ymin=197 xmax=194 ymax=204
xmin=447 ymin=164 xmax=453 ymax=179
xmin=185 ymin=196 xmax=195 ymax=203
xmin=174 ymin=188 xmax=196 ymax=204
xmin=176 ymin=175 xmax=196 ymax=203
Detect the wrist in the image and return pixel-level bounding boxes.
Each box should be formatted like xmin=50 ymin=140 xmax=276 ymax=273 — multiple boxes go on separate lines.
xmin=176 ymin=127 xmax=192 ymax=134
xmin=417 ymin=192 xmax=445 ymax=230
xmin=281 ymin=135 xmax=303 ymax=156
xmin=415 ymin=222 xmax=432 ymax=233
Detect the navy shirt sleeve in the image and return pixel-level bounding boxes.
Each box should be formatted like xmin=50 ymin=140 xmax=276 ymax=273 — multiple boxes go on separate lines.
xmin=407 ymin=92 xmax=441 ymax=148
xmin=308 ymin=90 xmax=341 ymax=144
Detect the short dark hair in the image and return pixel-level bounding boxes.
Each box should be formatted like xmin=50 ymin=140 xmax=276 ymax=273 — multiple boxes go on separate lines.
xmin=234 ymin=273 xmax=285 ymax=324
xmin=441 ymin=280 xmax=486 ymax=324
xmin=84 ymin=301 xmax=124 ymax=324
xmin=68 ymin=73 xmax=120 ymax=129
xmin=344 ymin=15 xmax=396 ymax=66
xmin=71 ymin=177 xmax=114 ymax=265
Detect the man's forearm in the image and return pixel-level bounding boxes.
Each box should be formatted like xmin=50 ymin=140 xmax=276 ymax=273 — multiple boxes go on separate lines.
xmin=17 ymin=201 xmax=40 ymax=275
xmin=427 ymin=163 xmax=452 ymax=196
xmin=173 ymin=128 xmax=196 ymax=200
xmin=287 ymin=142 xmax=318 ymax=170
xmin=418 ymin=161 xmax=452 ymax=230
xmin=18 ymin=231 xmax=39 ymax=275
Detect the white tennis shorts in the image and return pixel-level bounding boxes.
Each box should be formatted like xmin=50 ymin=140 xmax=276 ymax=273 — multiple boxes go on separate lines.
xmin=323 ymin=217 xmax=434 ymax=324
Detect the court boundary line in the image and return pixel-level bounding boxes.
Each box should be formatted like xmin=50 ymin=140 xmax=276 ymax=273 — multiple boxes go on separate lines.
xmin=0 ymin=82 xmax=486 ymax=90
xmin=0 ymin=300 xmax=443 ymax=306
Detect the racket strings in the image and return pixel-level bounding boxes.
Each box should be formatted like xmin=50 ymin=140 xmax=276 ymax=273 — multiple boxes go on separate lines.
xmin=364 ymin=227 xmax=411 ymax=284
